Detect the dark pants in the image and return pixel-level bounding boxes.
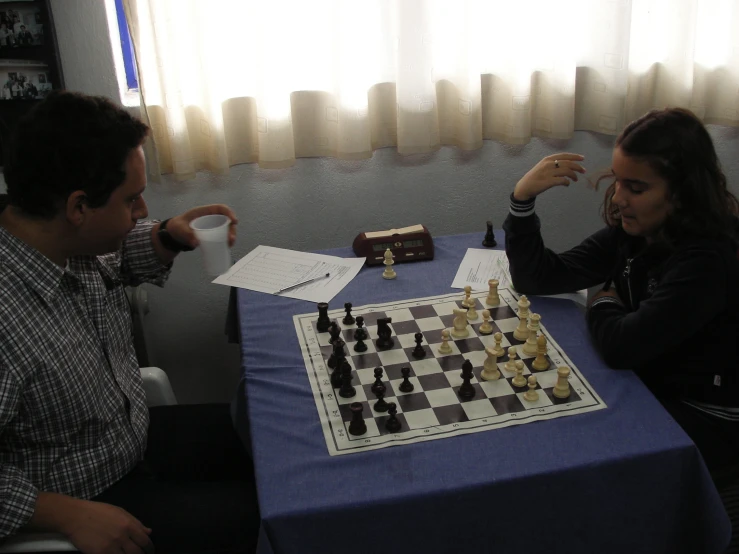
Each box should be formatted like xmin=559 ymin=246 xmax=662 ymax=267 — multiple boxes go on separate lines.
xmin=93 ymin=403 xmax=260 ymax=554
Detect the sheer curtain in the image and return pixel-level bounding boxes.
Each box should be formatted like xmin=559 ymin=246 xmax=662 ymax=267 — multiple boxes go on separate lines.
xmin=122 ymin=0 xmax=739 ymax=180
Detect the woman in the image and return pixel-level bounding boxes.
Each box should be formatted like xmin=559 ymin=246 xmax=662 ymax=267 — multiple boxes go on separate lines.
xmin=503 ymin=108 xmax=739 ymax=480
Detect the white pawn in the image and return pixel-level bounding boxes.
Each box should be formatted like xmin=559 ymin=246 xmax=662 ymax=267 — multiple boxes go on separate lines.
xmin=382 ymin=248 xmax=396 ymax=280
xmin=513 ymin=295 xmax=531 ymax=341
xmin=481 ymin=347 xmax=500 ymax=381
xmin=523 ymin=375 xmax=539 ymax=402
xmin=462 ymin=285 xmax=474 ymax=308
xmin=523 ymin=313 xmax=541 ymax=356
xmin=532 ymin=334 xmax=549 ymax=371
xmin=485 ymin=279 xmax=500 ymax=307
xmin=451 ymin=308 xmax=470 ymax=338
xmin=466 ymin=302 xmax=478 ymax=321
xmin=492 ymin=331 xmax=505 ymax=357
xmin=553 ymin=365 xmax=572 ymax=399
xmin=438 ymin=329 xmax=452 ymax=354
xmin=478 ymin=310 xmax=493 ymax=335
xmin=504 ymin=347 xmax=518 ymax=372
xmin=511 ymin=359 xmax=527 ymax=387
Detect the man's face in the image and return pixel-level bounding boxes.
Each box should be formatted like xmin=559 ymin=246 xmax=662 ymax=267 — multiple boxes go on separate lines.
xmin=78 ymin=146 xmax=148 ymax=255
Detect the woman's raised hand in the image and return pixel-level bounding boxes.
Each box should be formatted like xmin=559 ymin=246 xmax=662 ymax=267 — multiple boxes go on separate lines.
xmin=513 ymin=153 xmax=586 ymax=201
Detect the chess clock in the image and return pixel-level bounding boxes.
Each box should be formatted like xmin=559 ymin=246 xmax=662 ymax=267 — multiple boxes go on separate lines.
xmin=352 ymin=224 xmax=434 ymax=265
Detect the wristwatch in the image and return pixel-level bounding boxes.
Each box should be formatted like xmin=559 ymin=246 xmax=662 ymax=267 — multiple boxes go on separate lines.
xmin=157 ymin=218 xmax=195 ymax=252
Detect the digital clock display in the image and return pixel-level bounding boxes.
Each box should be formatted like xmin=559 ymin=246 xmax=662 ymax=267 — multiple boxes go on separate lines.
xmin=372 ymin=239 xmax=425 ymax=252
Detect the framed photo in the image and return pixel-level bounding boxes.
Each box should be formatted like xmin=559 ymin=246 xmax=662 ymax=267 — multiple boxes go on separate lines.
xmin=1 ymin=61 xmax=51 ymax=100
xmin=0 ymin=4 xmax=43 ymax=47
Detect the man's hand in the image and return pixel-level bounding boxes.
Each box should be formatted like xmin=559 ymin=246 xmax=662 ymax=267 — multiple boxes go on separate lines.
xmin=30 ymin=492 xmax=154 ymax=554
xmin=588 ymin=287 xmax=622 ymax=308
xmin=513 ymin=153 xmax=586 ymax=201
xmin=166 ymin=204 xmax=238 ymax=249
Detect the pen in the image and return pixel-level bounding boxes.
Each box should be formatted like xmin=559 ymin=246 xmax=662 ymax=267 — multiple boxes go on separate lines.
xmin=274 ymin=273 xmax=331 ymax=295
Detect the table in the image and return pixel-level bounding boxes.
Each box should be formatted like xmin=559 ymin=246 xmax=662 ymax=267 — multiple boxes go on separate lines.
xmin=233 ymin=232 xmax=731 ymax=554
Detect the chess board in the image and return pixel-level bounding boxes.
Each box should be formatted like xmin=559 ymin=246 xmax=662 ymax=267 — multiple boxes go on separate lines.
xmin=294 ymin=289 xmax=606 ymax=456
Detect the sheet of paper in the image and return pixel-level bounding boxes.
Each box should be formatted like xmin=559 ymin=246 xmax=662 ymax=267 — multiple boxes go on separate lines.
xmin=451 ymin=248 xmax=587 ymax=306
xmin=213 ymin=245 xmax=365 ymax=303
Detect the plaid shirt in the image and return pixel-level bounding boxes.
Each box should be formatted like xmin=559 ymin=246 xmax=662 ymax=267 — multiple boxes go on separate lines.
xmin=0 ymin=218 xmax=171 ymax=537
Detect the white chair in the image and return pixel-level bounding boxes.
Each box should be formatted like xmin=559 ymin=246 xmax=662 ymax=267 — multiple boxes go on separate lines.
xmin=0 ymin=367 xmax=177 ymax=553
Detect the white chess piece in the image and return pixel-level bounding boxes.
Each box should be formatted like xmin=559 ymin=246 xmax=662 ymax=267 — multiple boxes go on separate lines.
xmin=492 ymin=332 xmax=505 ymax=357
xmin=523 ymin=375 xmax=539 ymax=402
xmin=513 ymin=295 xmax=531 ymax=341
xmin=466 ymin=303 xmax=478 ymax=321
xmin=382 ymin=248 xmax=396 ymax=280
xmin=523 ymin=313 xmax=541 ymax=356
xmin=504 ymin=347 xmax=518 ymax=372
xmin=438 ymin=329 xmax=452 ymax=354
xmin=462 ymin=285 xmax=474 ymax=308
xmin=451 ymin=308 xmax=470 ymax=338
xmin=532 ymin=334 xmax=549 ymax=371
xmin=511 ymin=360 xmax=527 ymax=387
xmin=478 ymin=310 xmax=493 ymax=334
xmin=485 ymin=279 xmax=500 ymax=307
xmin=480 ymin=347 xmax=500 ymax=381
xmin=553 ymin=366 xmax=571 ymax=399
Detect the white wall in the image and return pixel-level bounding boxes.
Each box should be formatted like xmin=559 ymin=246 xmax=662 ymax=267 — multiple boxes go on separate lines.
xmin=24 ymin=1 xmax=739 ymax=403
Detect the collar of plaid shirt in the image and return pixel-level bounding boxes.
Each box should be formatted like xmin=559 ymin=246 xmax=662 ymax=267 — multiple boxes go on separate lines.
xmin=0 ymin=220 xmax=167 ymax=537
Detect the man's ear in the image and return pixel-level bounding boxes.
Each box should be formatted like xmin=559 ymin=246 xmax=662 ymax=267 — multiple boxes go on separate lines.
xmin=65 ymin=191 xmax=88 ymax=227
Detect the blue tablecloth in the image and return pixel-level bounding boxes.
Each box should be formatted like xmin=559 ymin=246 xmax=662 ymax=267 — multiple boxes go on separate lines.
xmin=234 ymin=232 xmax=731 ymax=554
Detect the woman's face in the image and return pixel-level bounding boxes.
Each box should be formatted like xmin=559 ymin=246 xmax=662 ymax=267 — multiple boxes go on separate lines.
xmin=610 ymin=147 xmax=673 ymax=241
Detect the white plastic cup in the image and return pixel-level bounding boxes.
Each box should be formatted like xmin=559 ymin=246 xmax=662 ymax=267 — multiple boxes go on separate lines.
xmin=189 ymin=214 xmax=232 ymax=276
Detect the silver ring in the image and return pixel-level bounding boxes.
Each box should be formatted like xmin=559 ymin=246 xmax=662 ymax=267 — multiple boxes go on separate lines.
xmin=554 ymin=160 xmax=560 ymax=168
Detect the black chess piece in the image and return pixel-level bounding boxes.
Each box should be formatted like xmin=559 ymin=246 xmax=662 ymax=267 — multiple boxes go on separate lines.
xmin=343 ymin=302 xmax=355 ymax=325
xmin=376 ymin=317 xmax=394 ymax=349
xmin=330 ymin=340 xmax=346 ymax=389
xmin=482 ymin=220 xmax=497 ymax=247
xmin=399 ymin=367 xmax=414 ymax=392
xmin=371 ymin=367 xmax=385 ymax=395
xmin=348 ymin=402 xmax=367 ymax=436
xmin=316 ymin=302 xmax=331 ymax=332
xmin=353 ymin=336 xmax=367 ymax=352
xmin=373 ymin=386 xmax=389 ymax=412
xmin=458 ymin=359 xmax=476 ymax=399
xmin=328 ymin=321 xmax=341 ymax=345
xmin=327 ymin=338 xmax=346 ymax=369
xmin=385 ymin=402 xmax=401 ymax=432
xmin=412 ymin=332 xmax=426 ymax=359
xmin=353 ymin=316 xmax=367 ymax=341
xmin=339 ymin=360 xmax=356 ymax=398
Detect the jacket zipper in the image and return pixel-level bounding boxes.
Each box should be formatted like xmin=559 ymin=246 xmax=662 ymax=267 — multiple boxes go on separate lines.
xmin=623 ymin=258 xmax=634 ymax=308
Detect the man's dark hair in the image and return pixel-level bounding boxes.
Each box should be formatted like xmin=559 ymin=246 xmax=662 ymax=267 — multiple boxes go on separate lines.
xmin=600 ymin=107 xmax=739 ymax=243
xmin=4 ymin=90 xmax=149 ymax=219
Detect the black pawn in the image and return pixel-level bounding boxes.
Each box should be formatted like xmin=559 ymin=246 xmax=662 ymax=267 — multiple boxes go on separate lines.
xmin=458 ymin=359 xmax=476 ymax=399
xmin=385 ymin=402 xmax=401 ymax=432
xmin=316 ymin=302 xmax=331 ymax=333
xmin=338 ymin=360 xmax=356 ymax=398
xmin=482 ymin=220 xmax=497 ymax=247
xmin=328 ymin=321 xmax=341 ymax=345
xmin=348 ymin=402 xmax=367 ymax=436
xmin=371 ymin=367 xmax=385 ymax=395
xmin=343 ymin=302 xmax=355 ymax=325
xmin=353 ymin=316 xmax=367 ymax=341
xmin=412 ymin=332 xmax=426 ymax=359
xmin=373 ymin=386 xmax=389 ymax=413
xmin=399 ymin=367 xmax=414 ymax=392
xmin=353 ymin=336 xmax=367 ymax=352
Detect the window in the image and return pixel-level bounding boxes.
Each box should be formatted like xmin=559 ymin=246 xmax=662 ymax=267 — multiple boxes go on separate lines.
xmin=113 ymin=0 xmax=138 ymax=91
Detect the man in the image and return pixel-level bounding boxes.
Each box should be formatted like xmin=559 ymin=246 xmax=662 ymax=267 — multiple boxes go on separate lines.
xmin=15 ymin=24 xmax=31 ymax=45
xmin=0 ymin=91 xmax=260 ymax=553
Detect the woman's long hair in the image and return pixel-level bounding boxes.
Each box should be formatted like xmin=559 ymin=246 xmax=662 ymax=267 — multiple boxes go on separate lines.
xmin=599 ymin=108 xmax=739 ymax=243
